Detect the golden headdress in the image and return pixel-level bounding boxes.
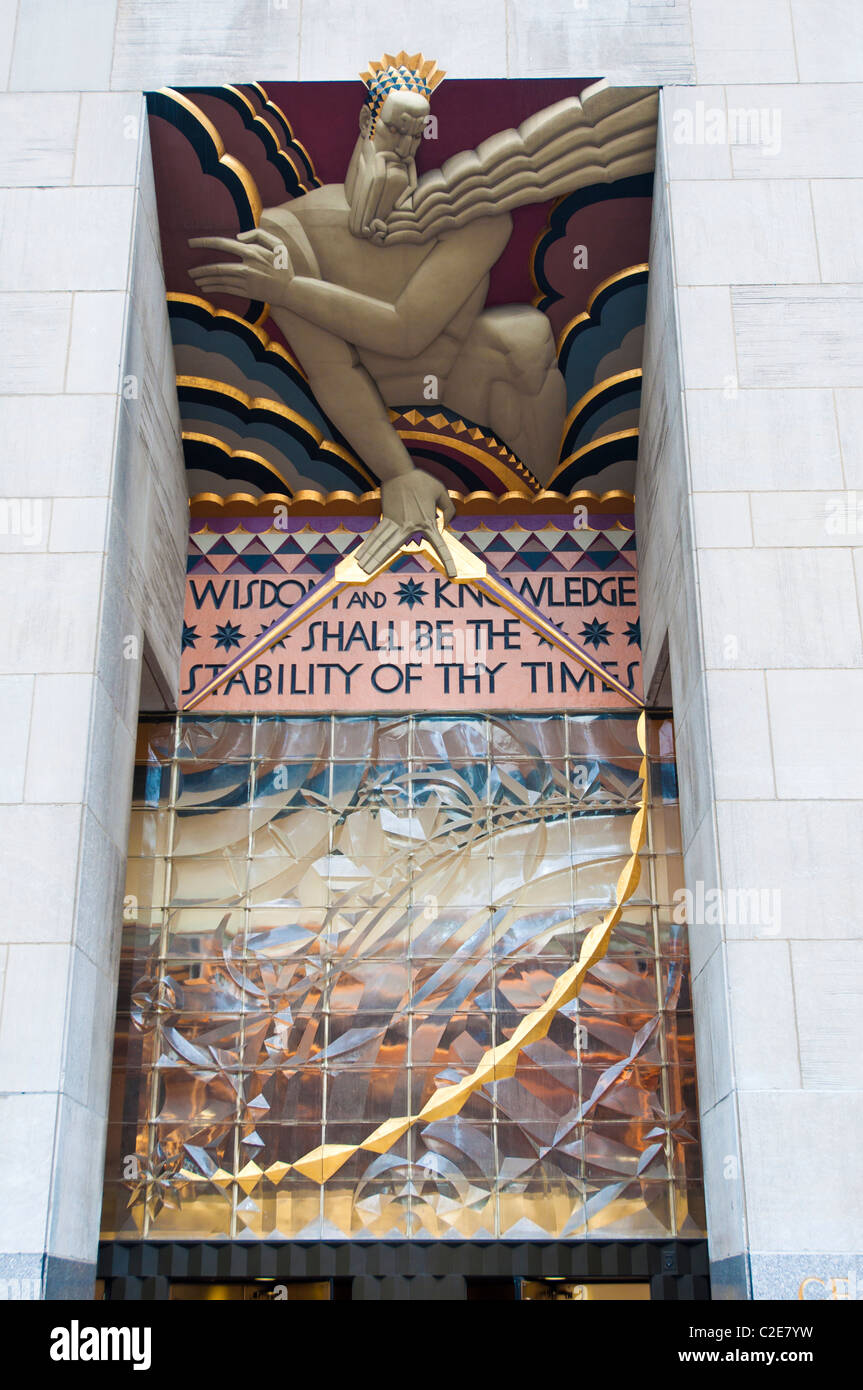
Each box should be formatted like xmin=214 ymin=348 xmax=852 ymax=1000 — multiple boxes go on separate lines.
xmin=360 ymin=51 xmax=445 ymax=133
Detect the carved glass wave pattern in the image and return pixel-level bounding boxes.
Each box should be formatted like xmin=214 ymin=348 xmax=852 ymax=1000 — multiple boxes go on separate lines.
xmin=102 ymin=713 xmax=704 ymax=1241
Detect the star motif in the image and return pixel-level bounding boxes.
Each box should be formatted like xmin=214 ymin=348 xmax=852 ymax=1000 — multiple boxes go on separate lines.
xmin=126 ymin=1142 xmax=185 ymax=1219
xmin=538 ymin=619 xmax=568 ymax=649
xmin=625 ymin=619 xmax=641 ymax=648
xmin=396 ymin=578 xmax=427 ymax=609
xmin=258 ymin=622 xmax=287 ymax=651
xmin=130 ymin=975 xmax=177 ymax=1032
xmin=579 ymin=618 xmax=612 ymax=650
xmin=181 ymin=622 xmax=200 ymax=651
xmin=213 ymin=620 xmax=245 ymax=652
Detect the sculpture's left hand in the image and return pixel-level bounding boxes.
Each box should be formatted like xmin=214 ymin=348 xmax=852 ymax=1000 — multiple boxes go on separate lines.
xmin=367 ymin=218 xmax=389 ymax=246
xmin=188 ymin=228 xmax=293 ymax=304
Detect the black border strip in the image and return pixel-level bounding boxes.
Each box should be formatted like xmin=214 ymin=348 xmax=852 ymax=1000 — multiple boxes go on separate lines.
xmin=99 ymin=1239 xmax=710 ymax=1300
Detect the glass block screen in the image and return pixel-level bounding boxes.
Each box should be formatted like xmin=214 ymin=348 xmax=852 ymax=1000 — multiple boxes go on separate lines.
xmin=101 ymin=713 xmax=704 ymax=1241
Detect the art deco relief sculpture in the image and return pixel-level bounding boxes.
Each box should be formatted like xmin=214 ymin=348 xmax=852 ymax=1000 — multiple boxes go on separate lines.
xmin=189 ymin=54 xmax=657 ymax=576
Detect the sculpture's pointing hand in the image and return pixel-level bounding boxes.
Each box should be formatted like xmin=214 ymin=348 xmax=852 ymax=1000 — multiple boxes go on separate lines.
xmin=352 ymin=518 xmax=406 ymax=576
xmin=188 ymin=230 xmax=293 ymax=305
xmin=420 ymin=517 xmax=457 ymax=579
xmin=354 ymin=471 xmax=457 ymax=578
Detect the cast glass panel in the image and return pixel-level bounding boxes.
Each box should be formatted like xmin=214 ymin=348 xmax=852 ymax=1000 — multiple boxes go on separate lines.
xmin=101 ymin=713 xmax=705 ymax=1241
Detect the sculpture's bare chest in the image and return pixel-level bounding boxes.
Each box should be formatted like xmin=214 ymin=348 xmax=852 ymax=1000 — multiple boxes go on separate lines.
xmin=266 ymin=189 xmax=435 ymax=302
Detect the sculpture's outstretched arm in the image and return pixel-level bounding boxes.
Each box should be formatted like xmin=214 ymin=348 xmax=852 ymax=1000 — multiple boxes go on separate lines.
xmin=190 ymin=215 xmax=510 ymax=360
xmin=382 ymin=81 xmax=659 ymax=245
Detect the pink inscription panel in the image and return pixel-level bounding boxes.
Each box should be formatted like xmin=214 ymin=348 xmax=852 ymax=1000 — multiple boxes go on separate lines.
xmin=181 ymin=512 xmax=642 ymax=713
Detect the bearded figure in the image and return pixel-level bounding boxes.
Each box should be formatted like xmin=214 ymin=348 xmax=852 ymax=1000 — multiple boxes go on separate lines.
xmin=190 ymin=54 xmax=657 ymax=575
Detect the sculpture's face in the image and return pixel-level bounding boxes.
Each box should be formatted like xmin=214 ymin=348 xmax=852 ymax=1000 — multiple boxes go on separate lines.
xmin=350 ymin=89 xmax=429 ymax=236
xmin=371 ymin=90 xmax=428 ymax=162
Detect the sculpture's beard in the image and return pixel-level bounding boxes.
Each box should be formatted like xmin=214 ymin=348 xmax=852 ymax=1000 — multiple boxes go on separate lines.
xmin=348 ymin=139 xmax=415 ymax=240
